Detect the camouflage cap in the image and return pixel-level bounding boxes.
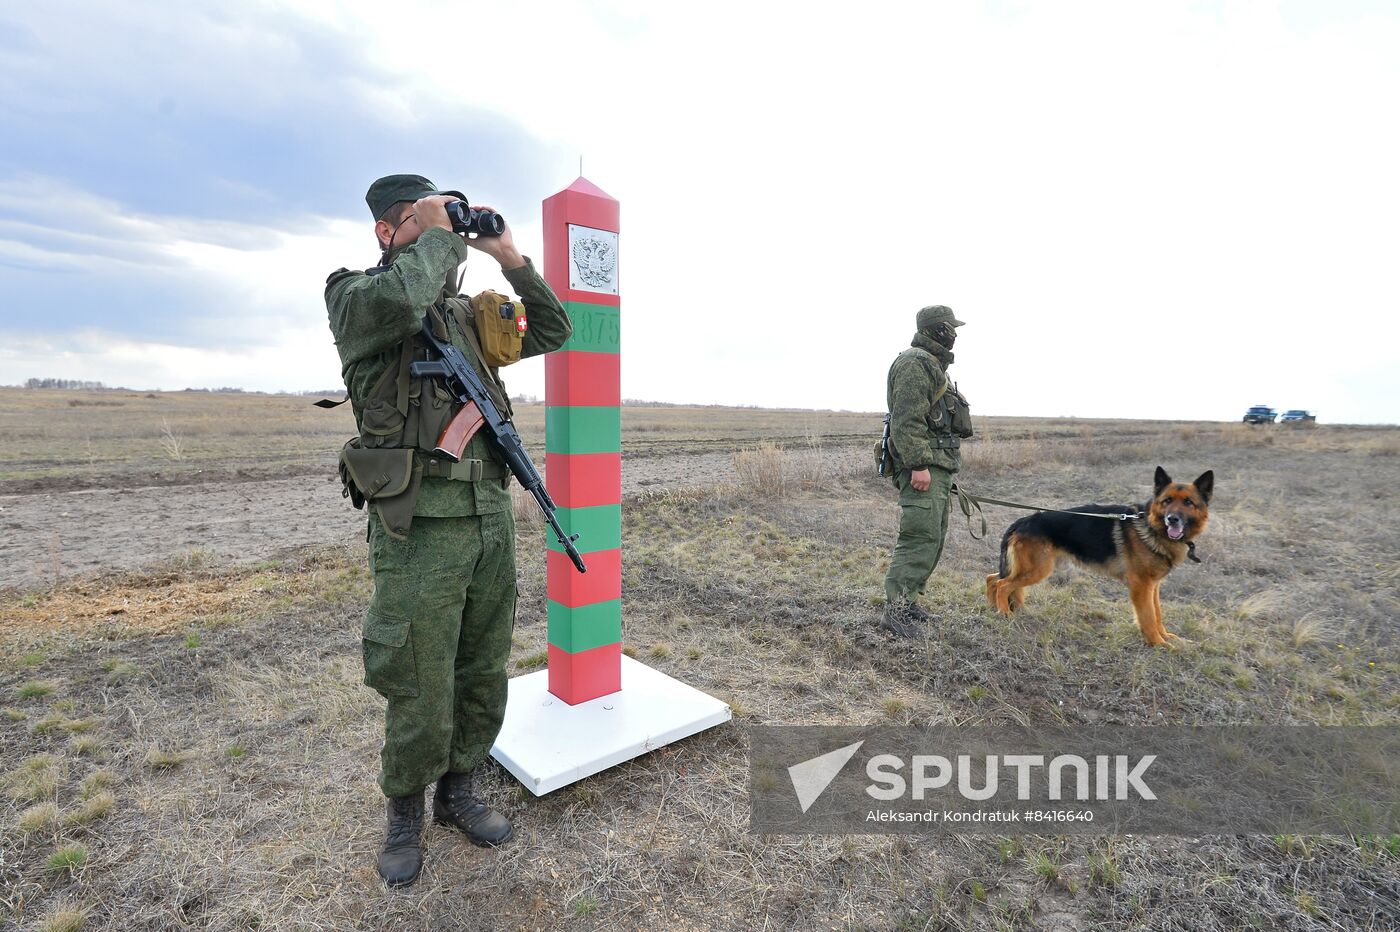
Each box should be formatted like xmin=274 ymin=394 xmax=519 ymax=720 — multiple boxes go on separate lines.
xmin=916 ymin=305 xmax=965 ymax=330
xmin=365 ymin=174 xmax=467 ymax=222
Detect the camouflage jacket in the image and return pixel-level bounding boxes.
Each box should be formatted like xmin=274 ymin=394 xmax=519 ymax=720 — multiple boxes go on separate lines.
xmin=886 ymin=332 xmax=961 ymax=474
xmin=325 ymin=227 xmax=572 ymax=516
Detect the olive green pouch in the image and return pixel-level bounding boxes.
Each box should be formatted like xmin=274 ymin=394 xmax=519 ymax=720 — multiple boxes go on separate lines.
xmin=359 ymin=398 xmax=406 ymax=448
xmin=948 ymin=385 xmax=974 ymax=439
xmin=339 ymin=440 xmax=422 ymax=540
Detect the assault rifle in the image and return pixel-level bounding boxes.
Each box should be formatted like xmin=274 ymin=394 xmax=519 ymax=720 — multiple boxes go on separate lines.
xmin=409 ymin=319 xmax=587 ymax=574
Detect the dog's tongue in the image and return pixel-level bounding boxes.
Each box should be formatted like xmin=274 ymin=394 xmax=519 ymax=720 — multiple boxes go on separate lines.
xmin=1167 ymin=524 xmax=1185 ymax=540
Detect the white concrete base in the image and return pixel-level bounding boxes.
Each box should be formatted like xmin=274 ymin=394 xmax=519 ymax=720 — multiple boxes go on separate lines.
xmin=490 ymin=655 xmax=731 ymax=796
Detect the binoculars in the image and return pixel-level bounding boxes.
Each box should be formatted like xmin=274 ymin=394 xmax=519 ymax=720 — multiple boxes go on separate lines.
xmin=445 ymin=201 xmax=505 ymax=237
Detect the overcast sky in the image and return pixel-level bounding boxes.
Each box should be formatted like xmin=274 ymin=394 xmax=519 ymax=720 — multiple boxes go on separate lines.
xmin=1 ymin=1 xmax=1396 ymax=423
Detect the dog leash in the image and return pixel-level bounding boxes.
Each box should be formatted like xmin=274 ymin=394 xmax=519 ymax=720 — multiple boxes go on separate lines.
xmin=949 ymin=484 xmax=1199 ymax=562
xmin=949 ymin=484 xmax=1142 ymax=540
xmin=952 ymin=486 xmax=1143 ymax=522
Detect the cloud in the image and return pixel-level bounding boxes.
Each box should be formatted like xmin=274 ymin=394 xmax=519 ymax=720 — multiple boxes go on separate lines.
xmin=0 ymin=1 xmax=568 ymax=376
xmin=0 ymin=3 xmax=566 ymax=222
xmin=1 ymin=1 xmax=1397 ymax=422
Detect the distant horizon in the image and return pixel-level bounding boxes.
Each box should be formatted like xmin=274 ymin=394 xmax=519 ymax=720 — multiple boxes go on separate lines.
xmin=3 ymin=383 xmax=1388 ymax=427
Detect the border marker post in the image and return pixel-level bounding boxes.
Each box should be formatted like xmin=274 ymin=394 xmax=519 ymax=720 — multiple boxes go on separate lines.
xmin=490 ymin=177 xmax=730 ymax=796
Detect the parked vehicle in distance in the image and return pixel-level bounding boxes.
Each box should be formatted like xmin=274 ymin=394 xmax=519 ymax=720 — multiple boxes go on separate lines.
xmin=1279 ymin=409 xmax=1316 ymax=424
xmin=1243 ymin=405 xmax=1277 ymax=424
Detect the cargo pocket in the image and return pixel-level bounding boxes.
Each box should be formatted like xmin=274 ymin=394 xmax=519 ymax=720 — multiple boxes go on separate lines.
xmin=362 ymin=610 xmax=419 ymax=698
xmin=898 ymin=474 xmax=935 ymax=508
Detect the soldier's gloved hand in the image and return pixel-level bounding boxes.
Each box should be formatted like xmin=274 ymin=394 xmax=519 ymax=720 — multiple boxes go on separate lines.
xmin=910 ymin=468 xmax=931 ymax=492
xmin=462 ymin=203 xmax=526 ymax=270
xmin=411 ymin=195 xmax=456 ymax=233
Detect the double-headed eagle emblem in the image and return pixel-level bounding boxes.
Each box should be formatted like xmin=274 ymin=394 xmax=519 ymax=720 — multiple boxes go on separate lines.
xmin=571 ymin=236 xmax=617 ymax=288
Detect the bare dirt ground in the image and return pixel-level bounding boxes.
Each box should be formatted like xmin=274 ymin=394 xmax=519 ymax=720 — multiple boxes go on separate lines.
xmin=0 ymin=389 xmax=871 ymax=589
xmin=0 ymin=452 xmax=746 ymax=589
xmin=2 ymin=389 xmax=1398 ymax=931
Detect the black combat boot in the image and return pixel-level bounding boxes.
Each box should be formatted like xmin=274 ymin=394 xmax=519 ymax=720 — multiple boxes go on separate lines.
xmin=881 ymin=600 xmax=931 ymax=638
xmin=433 ymin=771 xmax=513 ymax=847
xmin=377 ymin=789 xmax=426 ymax=888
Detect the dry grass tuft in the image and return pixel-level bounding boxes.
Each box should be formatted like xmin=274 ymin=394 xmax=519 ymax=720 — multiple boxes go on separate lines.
xmin=732 ymin=442 xmax=866 ymax=500
xmin=78 ymin=770 xmax=114 ymax=799
xmin=1291 ymin=614 xmax=1332 ymax=649
xmin=158 ymin=416 xmax=186 ymax=461
xmin=880 ymin=696 xmax=911 ymax=719
xmin=31 ymin=713 xmax=70 ymax=734
xmin=62 ymin=790 xmax=115 ymax=827
xmin=1237 ymin=588 xmax=1291 ymax=620
xmin=734 ymin=442 xmax=788 ymax=498
xmin=70 ymin=734 xmax=102 ymax=756
xmin=514 ymin=649 xmax=548 ymax=670
xmin=36 ymin=905 xmax=87 ymax=932
xmin=6 ymin=753 xmax=60 ymax=802
xmin=18 ymin=800 xmax=61 ymax=832
xmin=143 ymin=747 xmax=191 ymax=769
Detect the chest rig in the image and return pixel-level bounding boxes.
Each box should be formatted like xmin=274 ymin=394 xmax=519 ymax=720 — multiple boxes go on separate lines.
xmin=357 ymin=299 xmax=514 ymax=454
xmin=902 ymin=347 xmax=974 ymax=449
xmin=338 ymin=296 xmax=515 ymax=539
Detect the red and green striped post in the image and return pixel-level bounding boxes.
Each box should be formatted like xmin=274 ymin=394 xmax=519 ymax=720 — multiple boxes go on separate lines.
xmin=542 ymin=177 xmax=622 ymax=705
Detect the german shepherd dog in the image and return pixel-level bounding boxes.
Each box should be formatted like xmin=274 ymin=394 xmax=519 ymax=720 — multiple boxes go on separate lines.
xmin=984 ymin=467 xmax=1214 ymax=646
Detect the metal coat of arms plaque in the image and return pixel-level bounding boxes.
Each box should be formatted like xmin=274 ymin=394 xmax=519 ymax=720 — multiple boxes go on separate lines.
xmin=567 ymin=224 xmax=619 ymax=296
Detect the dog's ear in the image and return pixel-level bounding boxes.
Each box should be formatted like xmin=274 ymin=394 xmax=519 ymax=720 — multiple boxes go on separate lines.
xmin=1154 ymin=466 xmax=1171 ymax=496
xmin=1192 ymin=470 xmax=1214 ymax=504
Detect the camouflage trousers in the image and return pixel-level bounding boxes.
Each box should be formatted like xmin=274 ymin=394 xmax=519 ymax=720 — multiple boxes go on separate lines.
xmin=884 ymin=466 xmax=955 ymax=604
xmin=364 ymin=511 xmax=517 ymax=798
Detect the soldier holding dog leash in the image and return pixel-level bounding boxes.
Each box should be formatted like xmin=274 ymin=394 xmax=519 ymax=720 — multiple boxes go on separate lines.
xmin=879 ymin=305 xmax=974 ymax=636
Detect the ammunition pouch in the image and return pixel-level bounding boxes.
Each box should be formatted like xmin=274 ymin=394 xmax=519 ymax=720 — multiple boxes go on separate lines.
xmin=928 ymin=381 xmax=973 ymax=442
xmin=339 ymin=440 xmax=422 ymax=541
xmin=947 ymin=385 xmax=973 ymax=439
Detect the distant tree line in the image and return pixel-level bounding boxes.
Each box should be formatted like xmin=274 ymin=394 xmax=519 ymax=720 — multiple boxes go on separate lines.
xmin=25 ymin=378 xmax=107 ymax=389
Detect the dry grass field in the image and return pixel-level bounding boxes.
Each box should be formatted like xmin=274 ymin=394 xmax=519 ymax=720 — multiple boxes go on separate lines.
xmin=1 ymin=389 xmax=1398 ymax=931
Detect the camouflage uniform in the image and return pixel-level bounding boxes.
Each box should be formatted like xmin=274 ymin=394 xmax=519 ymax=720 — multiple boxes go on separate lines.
xmin=884 ymin=307 xmax=965 ymax=606
xmin=327 ymin=201 xmax=571 ymax=799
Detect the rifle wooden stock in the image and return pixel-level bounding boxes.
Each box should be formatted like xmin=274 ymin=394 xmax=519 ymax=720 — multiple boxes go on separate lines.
xmin=434 ymin=401 xmax=485 ymax=461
